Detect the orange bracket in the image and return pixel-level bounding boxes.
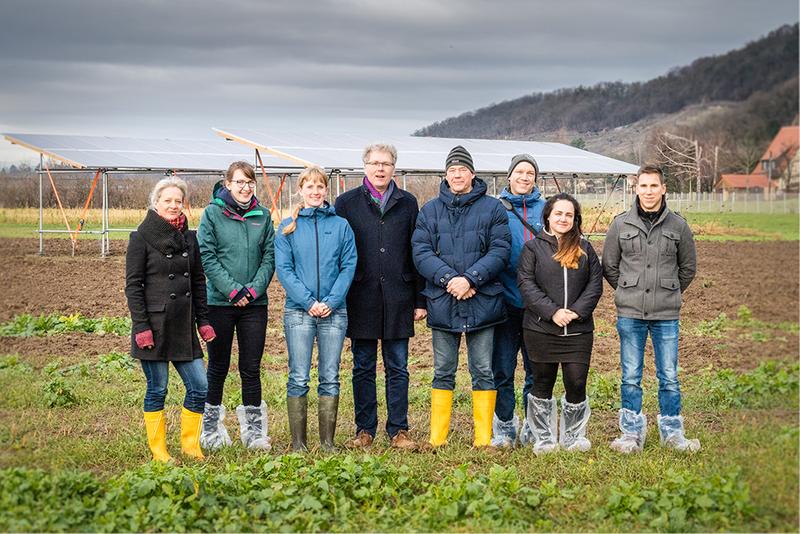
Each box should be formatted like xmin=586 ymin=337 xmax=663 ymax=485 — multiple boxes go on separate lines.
xmin=43 ymin=160 xmax=76 ymax=247
xmin=254 ymin=149 xmax=280 ymax=215
xmin=72 ymin=169 xmax=102 ymax=243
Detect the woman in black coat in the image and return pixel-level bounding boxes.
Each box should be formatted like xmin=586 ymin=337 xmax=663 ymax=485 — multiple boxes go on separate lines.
xmin=517 ymin=193 xmax=603 ymax=455
xmin=125 ymin=177 xmax=216 ymax=462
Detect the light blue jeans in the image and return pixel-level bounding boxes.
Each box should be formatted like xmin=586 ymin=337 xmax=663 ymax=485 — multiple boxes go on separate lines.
xmin=617 ymin=317 xmax=681 ymax=416
xmin=141 ymin=358 xmax=208 ymax=413
xmin=284 ymin=308 xmax=347 ymax=398
xmin=432 ymin=326 xmax=495 ymax=391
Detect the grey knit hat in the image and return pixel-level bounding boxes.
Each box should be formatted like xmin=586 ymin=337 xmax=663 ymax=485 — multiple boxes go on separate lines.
xmin=507 ymin=153 xmax=539 ymax=180
xmin=445 ymin=145 xmax=474 ymax=174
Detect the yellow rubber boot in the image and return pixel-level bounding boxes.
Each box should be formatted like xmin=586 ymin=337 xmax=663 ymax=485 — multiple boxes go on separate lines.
xmin=180 ymin=407 xmax=205 ymax=459
xmin=429 ymin=389 xmax=454 ymax=447
xmin=143 ymin=410 xmax=172 ymax=462
xmin=472 ymin=390 xmax=497 ymax=447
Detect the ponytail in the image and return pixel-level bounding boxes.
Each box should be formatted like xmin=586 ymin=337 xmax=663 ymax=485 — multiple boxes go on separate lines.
xmin=282 ymin=204 xmax=303 ymax=235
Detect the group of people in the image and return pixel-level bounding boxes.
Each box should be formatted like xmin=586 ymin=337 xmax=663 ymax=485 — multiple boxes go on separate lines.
xmin=125 ymin=142 xmax=700 ymax=462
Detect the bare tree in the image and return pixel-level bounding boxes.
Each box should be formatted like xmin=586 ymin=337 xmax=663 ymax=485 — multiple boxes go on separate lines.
xmin=653 ymin=131 xmax=711 ymax=193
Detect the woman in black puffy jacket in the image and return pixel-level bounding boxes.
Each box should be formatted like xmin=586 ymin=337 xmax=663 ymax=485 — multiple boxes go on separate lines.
xmin=517 ymin=193 xmax=602 ymax=455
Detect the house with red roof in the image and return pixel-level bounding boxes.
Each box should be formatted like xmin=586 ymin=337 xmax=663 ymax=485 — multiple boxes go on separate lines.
xmin=716 ymin=125 xmax=799 ymax=197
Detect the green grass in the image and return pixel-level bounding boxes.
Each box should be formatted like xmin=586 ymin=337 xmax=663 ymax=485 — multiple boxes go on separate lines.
xmin=685 ymin=212 xmax=799 ymax=241
xmin=0 ymin=347 xmax=797 ymax=532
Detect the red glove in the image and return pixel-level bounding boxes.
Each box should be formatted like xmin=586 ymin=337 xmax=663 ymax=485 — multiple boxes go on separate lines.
xmin=135 ymin=329 xmax=154 ymax=349
xmin=198 ymin=324 xmax=217 ymax=342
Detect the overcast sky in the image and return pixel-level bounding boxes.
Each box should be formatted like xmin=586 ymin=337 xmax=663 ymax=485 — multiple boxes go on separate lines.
xmin=0 ymin=0 xmax=797 ymax=165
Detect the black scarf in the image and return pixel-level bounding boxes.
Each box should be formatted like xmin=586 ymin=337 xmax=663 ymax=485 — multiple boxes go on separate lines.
xmin=137 ymin=209 xmax=187 ymax=255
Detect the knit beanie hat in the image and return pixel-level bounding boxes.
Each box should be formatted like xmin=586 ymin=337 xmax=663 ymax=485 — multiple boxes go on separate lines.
xmin=507 ymin=153 xmax=540 ymax=180
xmin=445 ymin=145 xmax=474 ymax=174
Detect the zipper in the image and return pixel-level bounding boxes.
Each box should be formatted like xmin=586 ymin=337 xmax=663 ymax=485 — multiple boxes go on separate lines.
xmin=563 ymin=265 xmax=568 ymax=336
xmin=314 ymin=213 xmax=320 ymax=301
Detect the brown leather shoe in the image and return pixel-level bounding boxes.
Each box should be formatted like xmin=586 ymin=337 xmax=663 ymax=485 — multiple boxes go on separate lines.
xmin=390 ymin=430 xmax=417 ymax=450
xmin=349 ymin=430 xmax=374 ymax=448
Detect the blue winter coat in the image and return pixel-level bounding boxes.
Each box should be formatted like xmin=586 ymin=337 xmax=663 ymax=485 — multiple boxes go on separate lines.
xmin=412 ymin=178 xmax=511 ymax=332
xmin=275 ymin=203 xmax=357 ymax=312
xmin=497 ymin=187 xmax=546 ymax=309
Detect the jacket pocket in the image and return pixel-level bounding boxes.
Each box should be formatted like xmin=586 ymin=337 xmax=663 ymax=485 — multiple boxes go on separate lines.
xmin=661 ymin=230 xmax=680 ymax=256
xmin=620 ymin=231 xmax=641 ymax=254
xmin=421 ymin=285 xmax=448 ymax=299
xmin=618 ymin=274 xmax=640 ymax=289
xmin=146 ymin=303 xmax=166 ymax=312
xmin=402 ymin=272 xmax=416 ymax=283
xmin=659 ymin=278 xmax=680 ymax=291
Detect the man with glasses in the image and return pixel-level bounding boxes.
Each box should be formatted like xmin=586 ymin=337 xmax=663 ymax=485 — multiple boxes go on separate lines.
xmin=412 ymin=145 xmax=511 ymax=449
xmin=334 ymin=143 xmax=426 ymax=450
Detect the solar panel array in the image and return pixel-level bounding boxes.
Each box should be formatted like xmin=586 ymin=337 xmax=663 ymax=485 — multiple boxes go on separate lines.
xmin=213 ymin=128 xmax=639 ymax=175
xmin=3 ymin=133 xmax=292 ymax=171
xmin=4 ymin=130 xmax=640 ymax=175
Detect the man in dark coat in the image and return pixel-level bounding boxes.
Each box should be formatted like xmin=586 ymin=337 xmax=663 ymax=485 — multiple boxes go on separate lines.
xmin=412 ymin=145 xmax=511 ymax=449
xmin=334 ymin=143 xmax=426 ymax=450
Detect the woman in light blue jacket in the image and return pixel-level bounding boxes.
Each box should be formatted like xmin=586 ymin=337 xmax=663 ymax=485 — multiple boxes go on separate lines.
xmin=275 ymin=166 xmax=357 ymax=452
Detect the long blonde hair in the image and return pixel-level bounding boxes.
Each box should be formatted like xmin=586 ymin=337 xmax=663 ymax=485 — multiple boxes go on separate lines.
xmin=282 ymin=166 xmax=329 ymax=235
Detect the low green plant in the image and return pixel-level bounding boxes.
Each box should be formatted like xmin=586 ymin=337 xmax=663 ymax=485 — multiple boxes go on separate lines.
xmin=587 ymin=369 xmax=619 ymax=410
xmin=42 ymin=376 xmax=78 ymax=408
xmin=693 ymin=312 xmax=728 ymax=338
xmin=0 ymin=354 xmax=32 ymax=372
xmin=698 ymin=360 xmax=799 ymax=409
xmin=0 ymin=313 xmax=130 ymax=337
xmin=600 ymin=468 xmax=753 ymax=531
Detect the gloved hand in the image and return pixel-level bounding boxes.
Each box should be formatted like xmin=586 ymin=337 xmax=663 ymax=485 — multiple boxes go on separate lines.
xmin=198 ymin=324 xmax=217 ymax=342
xmin=135 ymin=329 xmax=155 ymax=349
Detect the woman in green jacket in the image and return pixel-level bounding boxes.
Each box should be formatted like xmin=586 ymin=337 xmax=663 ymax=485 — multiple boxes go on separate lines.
xmin=197 ymin=161 xmax=275 ymax=451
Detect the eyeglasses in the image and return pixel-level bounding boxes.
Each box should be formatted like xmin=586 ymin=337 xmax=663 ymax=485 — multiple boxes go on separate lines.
xmin=365 ymin=161 xmax=395 ymax=169
xmin=232 ymin=180 xmax=257 ymax=190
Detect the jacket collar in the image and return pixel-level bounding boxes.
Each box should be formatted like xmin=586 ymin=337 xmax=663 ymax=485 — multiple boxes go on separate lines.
xmin=438 ymin=177 xmax=487 ymax=207
xmin=137 ymin=209 xmax=186 ymax=255
xmin=297 ymin=202 xmax=336 ymax=218
xmin=499 ymin=186 xmax=542 ymax=207
xmin=360 ymin=180 xmax=404 ymax=214
xmin=623 ymin=199 xmax=671 ymax=232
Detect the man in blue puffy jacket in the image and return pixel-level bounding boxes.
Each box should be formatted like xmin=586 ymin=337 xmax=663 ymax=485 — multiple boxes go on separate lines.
xmin=412 ymin=145 xmax=511 ymax=448
xmin=492 ymin=154 xmax=546 ymax=447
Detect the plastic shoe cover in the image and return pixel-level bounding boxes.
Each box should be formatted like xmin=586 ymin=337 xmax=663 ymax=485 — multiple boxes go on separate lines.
xmin=236 ymin=400 xmax=272 ymax=450
xmin=522 ymin=394 xmax=558 ymax=455
xmin=559 ymin=396 xmax=592 ymax=452
xmin=200 ymin=403 xmax=232 ymax=450
xmin=490 ymin=413 xmax=520 ymax=448
xmin=658 ymin=415 xmax=701 ymax=452
xmin=610 ymin=408 xmax=647 ymax=453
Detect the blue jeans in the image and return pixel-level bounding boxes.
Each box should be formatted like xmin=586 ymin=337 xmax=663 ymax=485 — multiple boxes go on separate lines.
xmin=492 ymin=306 xmax=534 ymax=421
xmin=141 ymin=358 xmax=208 ymax=413
xmin=617 ymin=317 xmax=681 ymax=417
xmin=284 ymin=308 xmax=347 ymax=398
xmin=351 ymin=338 xmax=410 ymax=438
xmin=432 ymin=327 xmax=495 ymax=391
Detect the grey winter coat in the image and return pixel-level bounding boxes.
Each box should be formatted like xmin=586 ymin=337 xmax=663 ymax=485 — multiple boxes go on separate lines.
xmin=602 ymin=204 xmax=696 ymax=320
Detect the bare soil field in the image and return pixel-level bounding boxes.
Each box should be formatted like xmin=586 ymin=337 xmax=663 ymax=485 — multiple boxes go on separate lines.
xmin=0 ymin=237 xmax=796 ymax=374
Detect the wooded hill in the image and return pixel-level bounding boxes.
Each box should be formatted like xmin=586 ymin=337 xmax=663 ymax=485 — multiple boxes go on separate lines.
xmin=414 ymin=24 xmax=799 ymax=171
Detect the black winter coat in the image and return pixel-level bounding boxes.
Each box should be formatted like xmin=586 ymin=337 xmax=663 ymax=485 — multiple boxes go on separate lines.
xmin=412 ymin=178 xmax=511 ymax=333
xmin=125 ymin=210 xmax=210 ymax=361
xmin=517 ymin=231 xmax=603 ymax=336
xmin=334 ymin=182 xmax=425 ymax=339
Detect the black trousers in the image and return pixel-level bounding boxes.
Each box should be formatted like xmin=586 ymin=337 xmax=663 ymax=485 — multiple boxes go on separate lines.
xmin=206 ymin=305 xmax=268 ymax=406
xmin=531 ymin=361 xmax=589 ymax=404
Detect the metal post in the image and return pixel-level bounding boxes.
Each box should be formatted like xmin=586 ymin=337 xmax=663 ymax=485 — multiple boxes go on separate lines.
xmin=101 ymin=171 xmax=108 ymax=257
xmin=402 ymin=172 xmax=407 ymax=191
xmin=492 ymin=175 xmax=497 ymax=196
xmin=38 ymin=153 xmax=44 ymax=255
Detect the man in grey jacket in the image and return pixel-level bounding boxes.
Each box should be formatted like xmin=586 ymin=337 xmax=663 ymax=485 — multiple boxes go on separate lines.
xmin=602 ymin=164 xmax=700 ymax=453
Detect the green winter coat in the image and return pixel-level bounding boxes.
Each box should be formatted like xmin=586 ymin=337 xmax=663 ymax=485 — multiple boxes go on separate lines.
xmin=197 ymin=183 xmax=275 ymax=306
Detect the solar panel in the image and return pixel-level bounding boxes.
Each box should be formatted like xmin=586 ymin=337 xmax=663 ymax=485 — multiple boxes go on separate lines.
xmin=3 ymin=133 xmax=296 ymax=171
xmin=213 ymin=128 xmax=639 ymax=175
